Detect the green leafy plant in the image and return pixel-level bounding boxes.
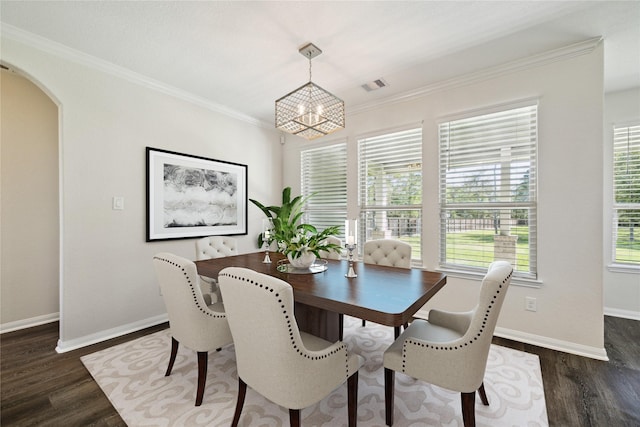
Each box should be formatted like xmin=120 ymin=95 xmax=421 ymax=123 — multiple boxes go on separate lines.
xmin=249 ymin=187 xmax=341 ymax=259
xmin=276 ymin=225 xmax=341 ymax=259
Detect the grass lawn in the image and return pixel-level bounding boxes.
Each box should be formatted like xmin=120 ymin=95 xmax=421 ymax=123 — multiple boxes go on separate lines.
xmin=615 ymin=226 xmax=640 ymax=263
xmin=444 ymin=228 xmax=531 ymax=270
xmin=399 ymin=226 xmax=640 ymax=267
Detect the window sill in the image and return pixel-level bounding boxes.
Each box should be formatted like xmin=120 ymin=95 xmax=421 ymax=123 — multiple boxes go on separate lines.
xmin=607 ymin=263 xmax=640 ymax=274
xmin=434 ymin=267 xmax=543 ymax=288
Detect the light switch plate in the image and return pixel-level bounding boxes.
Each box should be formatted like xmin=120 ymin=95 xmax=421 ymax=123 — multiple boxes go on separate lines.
xmin=112 ymin=196 xmax=124 ymax=210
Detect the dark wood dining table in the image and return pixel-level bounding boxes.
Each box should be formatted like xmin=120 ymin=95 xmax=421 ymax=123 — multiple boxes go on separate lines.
xmin=195 ymin=251 xmax=447 ymax=342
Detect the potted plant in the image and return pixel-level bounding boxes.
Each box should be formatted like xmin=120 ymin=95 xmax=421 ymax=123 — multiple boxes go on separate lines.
xmin=250 ymin=187 xmax=342 ymax=267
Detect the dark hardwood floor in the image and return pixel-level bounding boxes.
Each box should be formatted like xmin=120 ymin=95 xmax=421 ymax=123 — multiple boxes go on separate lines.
xmin=1 ymin=316 xmax=638 ymax=426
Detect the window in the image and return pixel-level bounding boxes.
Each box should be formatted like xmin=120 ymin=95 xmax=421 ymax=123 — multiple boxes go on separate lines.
xmin=358 ymin=127 xmax=422 ymax=261
xmin=301 ymin=142 xmax=348 ymax=237
xmin=439 ymin=104 xmax=537 ymax=278
xmin=612 ymin=124 xmax=640 ymax=266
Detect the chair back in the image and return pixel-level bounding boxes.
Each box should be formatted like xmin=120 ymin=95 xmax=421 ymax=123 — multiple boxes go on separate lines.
xmin=363 ymin=239 xmax=412 ymax=268
xmin=218 ymin=267 xmax=359 ymax=409
xmin=195 ymin=236 xmax=238 ymax=260
xmin=152 ymin=252 xmax=232 ymax=352
xmin=463 ymin=260 xmax=512 ymax=376
xmin=403 ymin=260 xmax=512 ymax=391
xmin=319 ymin=236 xmax=342 ymax=260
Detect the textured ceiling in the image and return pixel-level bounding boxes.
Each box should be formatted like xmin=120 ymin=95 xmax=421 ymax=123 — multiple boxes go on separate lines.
xmin=1 ymin=1 xmax=638 ymax=127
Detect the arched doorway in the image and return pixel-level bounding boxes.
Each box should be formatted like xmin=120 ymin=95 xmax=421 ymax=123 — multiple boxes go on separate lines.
xmin=0 ymin=65 xmax=60 ymax=336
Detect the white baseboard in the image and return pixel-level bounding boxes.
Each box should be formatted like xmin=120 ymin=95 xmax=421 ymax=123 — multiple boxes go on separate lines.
xmin=55 ymin=313 xmax=169 ymax=353
xmin=604 ymin=307 xmax=640 ymax=321
xmin=0 ymin=312 xmax=59 ymax=334
xmin=494 ymin=326 xmax=609 ymax=361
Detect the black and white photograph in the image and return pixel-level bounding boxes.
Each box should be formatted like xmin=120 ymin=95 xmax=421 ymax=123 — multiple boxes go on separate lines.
xmin=146 ymin=147 xmax=247 ymax=241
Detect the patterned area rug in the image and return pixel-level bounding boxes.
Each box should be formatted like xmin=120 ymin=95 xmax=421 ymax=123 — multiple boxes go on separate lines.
xmin=82 ymin=316 xmax=548 ymax=426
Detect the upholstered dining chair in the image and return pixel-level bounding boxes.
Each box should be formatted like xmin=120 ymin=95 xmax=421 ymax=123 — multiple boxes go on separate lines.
xmin=195 ymin=235 xmax=238 ymax=304
xmin=218 ymin=267 xmax=364 ymax=427
xmin=361 ymin=239 xmax=412 ymax=336
xmin=383 ymin=260 xmax=513 ymax=427
xmin=152 ymin=252 xmax=233 ymax=406
xmin=319 ymin=235 xmax=343 ymax=260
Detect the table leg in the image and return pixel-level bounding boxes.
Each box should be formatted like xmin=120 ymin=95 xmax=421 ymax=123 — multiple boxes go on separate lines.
xmin=294 ymin=302 xmax=341 ymax=342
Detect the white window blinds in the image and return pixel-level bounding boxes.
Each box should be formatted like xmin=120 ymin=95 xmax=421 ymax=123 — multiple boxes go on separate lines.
xmin=301 ymin=142 xmax=348 ymax=236
xmin=439 ymin=104 xmax=537 ymax=278
xmin=358 ymin=127 xmax=422 ymax=260
xmin=612 ymin=124 xmax=640 ymax=265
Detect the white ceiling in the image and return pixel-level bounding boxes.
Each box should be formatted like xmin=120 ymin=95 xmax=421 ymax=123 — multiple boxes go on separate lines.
xmin=1 ymin=1 xmax=639 ymax=127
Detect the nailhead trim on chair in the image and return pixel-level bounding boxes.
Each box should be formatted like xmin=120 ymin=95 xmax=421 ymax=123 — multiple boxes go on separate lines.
xmin=400 ymin=270 xmax=512 ymax=372
xmin=154 ymin=255 xmax=226 ymax=319
xmin=219 ymin=271 xmax=351 ymax=378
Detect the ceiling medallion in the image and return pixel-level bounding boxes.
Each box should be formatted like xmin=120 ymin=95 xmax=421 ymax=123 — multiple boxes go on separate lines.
xmin=275 ymin=43 xmax=345 ymax=140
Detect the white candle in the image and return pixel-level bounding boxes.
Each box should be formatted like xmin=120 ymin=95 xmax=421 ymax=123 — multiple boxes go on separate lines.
xmin=345 ymin=219 xmax=358 ymax=245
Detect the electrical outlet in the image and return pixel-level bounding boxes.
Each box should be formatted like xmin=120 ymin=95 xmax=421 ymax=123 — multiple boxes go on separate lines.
xmin=525 ymin=296 xmax=537 ymax=312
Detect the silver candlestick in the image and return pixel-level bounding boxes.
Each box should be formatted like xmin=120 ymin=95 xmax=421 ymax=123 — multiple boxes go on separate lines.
xmin=262 ymin=231 xmax=272 ymax=264
xmin=345 ymin=243 xmax=357 ymax=278
xmin=262 ymin=247 xmax=272 ymax=264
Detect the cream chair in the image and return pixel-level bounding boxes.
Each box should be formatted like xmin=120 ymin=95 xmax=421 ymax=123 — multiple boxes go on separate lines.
xmin=152 ymin=252 xmax=233 ymax=406
xmin=362 ymin=238 xmax=412 ymax=268
xmin=195 ymin=235 xmax=238 ymax=303
xmin=383 ymin=261 xmax=513 ymax=427
xmin=196 ymin=235 xmax=238 ymax=259
xmin=218 ymin=267 xmax=363 ymax=427
xmin=319 ymin=235 xmax=343 ymax=260
xmin=362 ymin=239 xmax=412 ymax=336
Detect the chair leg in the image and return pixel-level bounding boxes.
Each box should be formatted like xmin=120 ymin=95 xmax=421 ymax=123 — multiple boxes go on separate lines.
xmin=195 ymin=351 xmax=208 ymax=406
xmin=478 ymin=382 xmax=489 ymax=406
xmin=339 ymin=313 xmax=344 ymax=341
xmin=289 ymin=409 xmax=301 ymax=427
xmin=362 ymin=319 xmax=366 ymax=327
xmin=347 ymin=371 xmax=359 ymax=427
xmin=394 ymin=326 xmax=401 ymax=339
xmin=165 ymin=337 xmax=179 ymax=376
xmin=384 ymin=368 xmax=395 ymax=426
xmin=461 ymin=391 xmax=476 ymax=427
xmin=231 ymin=377 xmax=247 ymax=427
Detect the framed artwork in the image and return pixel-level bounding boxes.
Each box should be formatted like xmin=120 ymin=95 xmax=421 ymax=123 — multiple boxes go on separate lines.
xmin=146 ymin=147 xmax=248 ymax=241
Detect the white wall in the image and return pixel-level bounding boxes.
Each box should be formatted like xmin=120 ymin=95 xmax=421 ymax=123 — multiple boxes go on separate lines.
xmin=1 ymin=71 xmax=59 ymax=329
xmin=4 ymin=31 xmax=628 ymax=358
xmin=284 ymin=41 xmax=607 ymax=359
xmin=603 ymin=88 xmax=640 ymax=320
xmin=1 ymin=36 xmax=283 ymax=350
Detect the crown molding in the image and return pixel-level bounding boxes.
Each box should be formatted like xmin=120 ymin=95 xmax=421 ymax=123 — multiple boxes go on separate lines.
xmin=1 ymin=24 xmax=268 ymax=128
xmin=349 ymin=37 xmax=603 ymax=116
xmin=2 ymin=24 xmax=602 ymax=127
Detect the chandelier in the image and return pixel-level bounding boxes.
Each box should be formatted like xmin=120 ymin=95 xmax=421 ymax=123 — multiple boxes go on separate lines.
xmin=275 ymin=43 xmax=345 ymax=140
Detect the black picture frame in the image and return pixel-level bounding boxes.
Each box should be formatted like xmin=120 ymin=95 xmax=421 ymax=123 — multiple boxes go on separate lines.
xmin=146 ymin=147 xmax=248 ymax=241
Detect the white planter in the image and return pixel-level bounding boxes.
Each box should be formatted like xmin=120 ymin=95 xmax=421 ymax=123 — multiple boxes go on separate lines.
xmin=287 ymin=252 xmax=316 ymax=269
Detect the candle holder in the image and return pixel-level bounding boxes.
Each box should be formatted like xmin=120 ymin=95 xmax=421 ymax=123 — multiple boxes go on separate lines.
xmin=262 ymin=234 xmax=272 ymax=264
xmin=262 ymin=245 xmax=272 ymax=264
xmin=345 ymin=243 xmax=357 ymax=278
xmin=262 ymin=219 xmax=273 ymax=264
